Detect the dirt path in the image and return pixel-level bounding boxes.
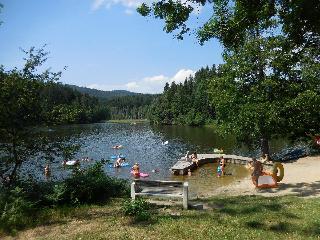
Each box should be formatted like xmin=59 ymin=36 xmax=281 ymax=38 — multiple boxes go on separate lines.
xmin=207 ymin=156 xmax=320 ymax=198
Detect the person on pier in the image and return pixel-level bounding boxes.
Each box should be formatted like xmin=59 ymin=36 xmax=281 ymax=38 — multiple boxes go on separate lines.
xmin=191 ymin=151 xmax=199 ymax=166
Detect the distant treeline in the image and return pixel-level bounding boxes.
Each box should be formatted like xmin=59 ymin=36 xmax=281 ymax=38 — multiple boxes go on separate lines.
xmin=148 ymin=66 xmax=217 ymax=126
xmin=105 ymin=94 xmax=157 ymax=120
xmin=71 ymin=85 xmax=158 ymax=120
xmin=67 ymin=84 xmax=138 ymax=100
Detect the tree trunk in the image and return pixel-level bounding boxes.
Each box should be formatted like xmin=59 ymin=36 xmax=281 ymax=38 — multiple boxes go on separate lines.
xmin=260 ymin=137 xmax=270 ymax=156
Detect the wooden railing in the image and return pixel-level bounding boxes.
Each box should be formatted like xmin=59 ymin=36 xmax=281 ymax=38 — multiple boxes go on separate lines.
xmin=131 ymin=179 xmax=189 ymax=209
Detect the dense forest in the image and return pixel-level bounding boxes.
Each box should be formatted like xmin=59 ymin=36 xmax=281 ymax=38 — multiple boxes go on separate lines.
xmin=148 ymin=66 xmax=216 ymax=125
xmin=106 ymin=94 xmax=157 ymax=120
xmin=71 ymin=84 xmax=157 ymax=120
xmin=41 ymin=83 xmax=110 ymax=124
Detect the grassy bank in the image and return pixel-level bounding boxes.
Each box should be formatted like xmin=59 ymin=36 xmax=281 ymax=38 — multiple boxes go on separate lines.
xmin=3 ymin=195 xmax=320 ymax=240
xmin=107 ymin=119 xmax=149 ymax=124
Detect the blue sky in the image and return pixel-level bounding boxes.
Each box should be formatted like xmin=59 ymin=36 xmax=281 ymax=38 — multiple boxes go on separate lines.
xmin=0 ymin=0 xmax=223 ymax=93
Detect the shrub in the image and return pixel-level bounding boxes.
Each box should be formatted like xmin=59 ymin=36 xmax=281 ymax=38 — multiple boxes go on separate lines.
xmin=24 ymin=162 xmax=129 ymax=206
xmin=0 ymin=187 xmax=35 ymax=231
xmin=60 ymin=162 xmax=129 ymax=204
xmin=122 ymin=198 xmax=151 ymax=222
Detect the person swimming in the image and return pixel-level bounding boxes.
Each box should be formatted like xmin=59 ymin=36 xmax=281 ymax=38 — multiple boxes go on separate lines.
xmin=112 ymin=145 xmax=123 ymax=149
xmin=44 ymin=164 xmax=50 ymax=178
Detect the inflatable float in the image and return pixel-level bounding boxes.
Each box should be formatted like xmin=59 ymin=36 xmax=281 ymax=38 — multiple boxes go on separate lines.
xmin=110 ymin=155 xmax=126 ymax=160
xmin=213 ymin=148 xmax=224 ymax=154
xmin=109 ymin=162 xmax=129 ymax=168
xmin=162 ymin=141 xmax=168 ymax=145
xmin=130 ymin=170 xmax=149 ymax=178
xmin=272 ymin=162 xmax=284 ymax=182
xmin=252 ymin=172 xmax=278 ymax=188
xmin=64 ymin=160 xmax=80 ymax=166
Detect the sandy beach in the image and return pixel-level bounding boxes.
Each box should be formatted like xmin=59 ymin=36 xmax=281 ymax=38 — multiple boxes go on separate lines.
xmin=209 ymin=156 xmax=320 ymax=198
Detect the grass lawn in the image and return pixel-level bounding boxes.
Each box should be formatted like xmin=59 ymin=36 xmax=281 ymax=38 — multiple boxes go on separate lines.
xmin=2 ymin=195 xmax=320 ymax=240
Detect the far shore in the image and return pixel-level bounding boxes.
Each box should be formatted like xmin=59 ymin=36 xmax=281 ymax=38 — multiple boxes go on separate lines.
xmin=106 ymin=119 xmax=149 ymax=124
xmin=202 ymin=155 xmax=320 ymax=198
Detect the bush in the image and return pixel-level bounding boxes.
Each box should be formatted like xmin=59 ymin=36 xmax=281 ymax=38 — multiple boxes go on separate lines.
xmin=58 ymin=162 xmax=129 ymax=204
xmin=0 ymin=187 xmax=35 ymax=231
xmin=0 ymin=163 xmax=130 ymax=231
xmin=122 ymin=198 xmax=151 ymax=222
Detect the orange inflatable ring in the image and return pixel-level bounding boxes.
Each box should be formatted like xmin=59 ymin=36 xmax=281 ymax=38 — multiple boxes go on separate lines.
xmin=272 ymin=162 xmax=284 ymax=182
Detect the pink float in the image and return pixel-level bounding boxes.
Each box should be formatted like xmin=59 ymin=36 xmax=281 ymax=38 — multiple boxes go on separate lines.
xmin=130 ymin=170 xmax=149 ymax=178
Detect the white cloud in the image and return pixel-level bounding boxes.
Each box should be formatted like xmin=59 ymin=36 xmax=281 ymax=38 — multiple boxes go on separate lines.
xmin=124 ymin=9 xmax=135 ymax=15
xmin=91 ymin=0 xmax=144 ymax=11
xmin=91 ymin=0 xmax=202 ymax=15
xmin=125 ymin=81 xmax=139 ymax=90
xmin=143 ymin=74 xmax=168 ymax=83
xmin=85 ymin=68 xmax=195 ymax=94
xmin=171 ymin=69 xmax=195 ymax=83
xmin=92 ymin=0 xmax=106 ymax=11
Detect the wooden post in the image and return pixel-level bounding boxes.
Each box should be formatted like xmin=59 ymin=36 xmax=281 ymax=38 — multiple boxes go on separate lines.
xmin=131 ymin=181 xmax=136 ymax=200
xmin=183 ymin=182 xmax=189 ymax=210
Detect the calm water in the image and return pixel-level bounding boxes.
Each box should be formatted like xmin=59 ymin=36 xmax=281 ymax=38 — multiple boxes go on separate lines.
xmin=27 ymin=122 xmax=292 ymax=197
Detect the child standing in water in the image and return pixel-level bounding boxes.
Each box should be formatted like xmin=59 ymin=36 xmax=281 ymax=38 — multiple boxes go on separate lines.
xmin=217 ymin=165 xmax=222 ymax=177
xmin=132 ymin=163 xmax=140 ymax=177
xmin=220 ymin=156 xmax=226 ymax=176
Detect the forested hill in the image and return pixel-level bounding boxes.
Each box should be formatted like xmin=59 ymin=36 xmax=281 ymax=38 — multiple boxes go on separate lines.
xmin=66 ymin=84 xmax=158 ymax=120
xmin=66 ymin=84 xmax=138 ymax=100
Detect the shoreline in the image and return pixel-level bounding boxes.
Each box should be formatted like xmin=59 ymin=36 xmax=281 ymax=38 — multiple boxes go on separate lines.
xmin=106 ymin=119 xmax=149 ymax=124
xmin=201 ymin=155 xmax=320 ymax=198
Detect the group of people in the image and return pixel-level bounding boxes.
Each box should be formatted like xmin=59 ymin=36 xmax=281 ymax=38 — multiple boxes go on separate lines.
xmin=186 ymin=149 xmax=272 ymax=182
xmin=187 ymin=151 xmax=227 ymax=177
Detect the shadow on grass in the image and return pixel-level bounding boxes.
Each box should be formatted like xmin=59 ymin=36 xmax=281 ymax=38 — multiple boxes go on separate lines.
xmin=0 ymin=199 xmax=121 ymax=236
xmin=257 ymin=180 xmax=320 ymax=197
xmin=246 ymin=220 xmax=292 ymax=233
xmin=245 ymin=220 xmax=265 ymax=229
xmin=303 ymin=222 xmax=320 ymax=237
xmin=212 ymin=195 xmax=293 ymax=218
xmin=269 ymin=222 xmax=291 ymax=232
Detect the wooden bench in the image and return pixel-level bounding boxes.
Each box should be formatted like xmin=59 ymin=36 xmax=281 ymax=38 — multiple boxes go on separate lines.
xmin=131 ymin=180 xmax=189 ymax=209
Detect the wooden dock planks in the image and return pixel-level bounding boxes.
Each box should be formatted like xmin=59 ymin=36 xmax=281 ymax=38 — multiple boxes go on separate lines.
xmin=171 ymin=153 xmax=254 ymax=175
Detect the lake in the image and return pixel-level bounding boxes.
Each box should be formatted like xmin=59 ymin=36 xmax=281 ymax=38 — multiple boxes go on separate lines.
xmin=28 ymin=122 xmax=293 ymax=197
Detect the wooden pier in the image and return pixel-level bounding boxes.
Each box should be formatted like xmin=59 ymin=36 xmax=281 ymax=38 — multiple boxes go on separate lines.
xmin=170 ymin=153 xmax=254 ymax=175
